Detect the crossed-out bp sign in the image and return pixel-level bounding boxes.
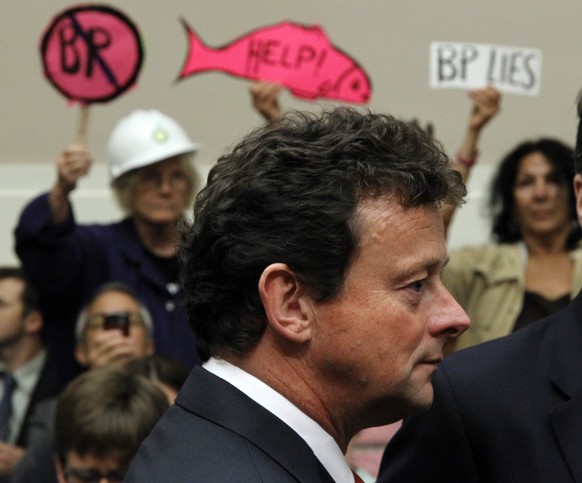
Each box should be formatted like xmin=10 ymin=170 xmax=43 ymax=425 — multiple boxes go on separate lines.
xmin=40 ymin=4 xmax=143 ymax=104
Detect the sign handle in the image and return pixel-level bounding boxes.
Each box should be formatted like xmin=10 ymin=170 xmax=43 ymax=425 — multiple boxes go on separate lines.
xmin=77 ymin=105 xmax=90 ymax=146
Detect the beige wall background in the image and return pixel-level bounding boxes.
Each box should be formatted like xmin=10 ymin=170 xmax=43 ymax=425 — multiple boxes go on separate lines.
xmin=2 ymin=1 xmax=581 ymax=263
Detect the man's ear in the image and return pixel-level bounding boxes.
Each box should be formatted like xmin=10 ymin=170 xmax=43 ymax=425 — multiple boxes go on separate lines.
xmin=258 ymin=263 xmax=313 ymax=343
xmin=74 ymin=343 xmax=88 ymax=367
xmin=23 ymin=310 xmax=43 ymax=335
xmin=574 ymin=174 xmax=582 ymax=225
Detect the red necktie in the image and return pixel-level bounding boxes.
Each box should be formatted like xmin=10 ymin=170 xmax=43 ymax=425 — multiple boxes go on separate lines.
xmin=352 ymin=470 xmax=365 ymax=483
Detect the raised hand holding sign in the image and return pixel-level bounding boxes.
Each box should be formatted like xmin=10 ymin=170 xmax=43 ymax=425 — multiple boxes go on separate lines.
xmin=40 ymin=4 xmax=144 ymax=143
xmin=179 ymin=20 xmax=372 ymax=104
xmin=429 ymin=41 xmax=542 ymax=96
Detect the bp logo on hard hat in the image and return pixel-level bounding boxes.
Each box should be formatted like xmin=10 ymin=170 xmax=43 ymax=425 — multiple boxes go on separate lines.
xmin=152 ymin=128 xmax=169 ymax=143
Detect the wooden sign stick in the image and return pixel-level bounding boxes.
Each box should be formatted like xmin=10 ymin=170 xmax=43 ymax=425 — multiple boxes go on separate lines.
xmin=77 ymin=104 xmax=90 ymax=146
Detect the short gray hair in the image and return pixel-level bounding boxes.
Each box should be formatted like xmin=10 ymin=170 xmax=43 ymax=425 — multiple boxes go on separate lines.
xmin=75 ymin=282 xmax=154 ymax=343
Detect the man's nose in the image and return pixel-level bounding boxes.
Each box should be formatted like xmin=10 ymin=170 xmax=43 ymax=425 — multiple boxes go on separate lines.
xmin=431 ymin=287 xmax=470 ymax=339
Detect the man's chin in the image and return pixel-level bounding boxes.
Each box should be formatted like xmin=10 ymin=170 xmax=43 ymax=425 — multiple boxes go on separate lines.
xmin=375 ymin=386 xmax=435 ymax=423
xmin=407 ymin=384 xmax=435 ymax=414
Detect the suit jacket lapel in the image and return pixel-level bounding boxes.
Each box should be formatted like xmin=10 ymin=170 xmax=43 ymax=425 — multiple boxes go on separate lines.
xmin=16 ymin=352 xmax=58 ymax=447
xmin=177 ymin=367 xmax=335 ymax=483
xmin=549 ymin=393 xmax=582 ymax=482
xmin=548 ymin=296 xmax=582 ymax=482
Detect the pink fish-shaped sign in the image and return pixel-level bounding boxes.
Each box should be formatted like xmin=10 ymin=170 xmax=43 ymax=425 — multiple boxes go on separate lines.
xmin=179 ymin=20 xmax=371 ymax=104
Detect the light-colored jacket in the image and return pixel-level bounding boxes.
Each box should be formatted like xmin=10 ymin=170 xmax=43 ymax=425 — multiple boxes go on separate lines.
xmin=443 ymin=242 xmax=582 ymax=351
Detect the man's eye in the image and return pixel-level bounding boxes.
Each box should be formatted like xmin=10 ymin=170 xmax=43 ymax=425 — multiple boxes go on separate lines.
xmin=409 ymin=280 xmax=426 ymax=293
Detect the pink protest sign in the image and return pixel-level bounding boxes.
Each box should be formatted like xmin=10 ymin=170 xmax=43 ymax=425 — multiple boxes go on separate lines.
xmin=179 ymin=20 xmax=372 ymax=104
xmin=40 ymin=4 xmax=143 ymax=104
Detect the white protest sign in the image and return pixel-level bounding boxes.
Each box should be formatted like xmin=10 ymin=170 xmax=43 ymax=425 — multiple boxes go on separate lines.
xmin=429 ymin=42 xmax=542 ymax=96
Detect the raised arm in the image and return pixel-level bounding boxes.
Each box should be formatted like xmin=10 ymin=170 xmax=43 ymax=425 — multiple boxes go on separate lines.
xmin=48 ymin=144 xmax=92 ymax=224
xmin=442 ymin=86 xmax=502 ymax=235
xmin=249 ymin=81 xmax=283 ymax=123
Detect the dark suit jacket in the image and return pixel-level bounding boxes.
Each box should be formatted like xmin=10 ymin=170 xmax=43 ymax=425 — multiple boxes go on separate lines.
xmin=125 ymin=366 xmax=335 ymax=482
xmin=15 ymin=351 xmax=59 ymax=448
xmin=378 ymin=291 xmax=582 ymax=483
xmin=11 ymin=399 xmax=58 ymax=483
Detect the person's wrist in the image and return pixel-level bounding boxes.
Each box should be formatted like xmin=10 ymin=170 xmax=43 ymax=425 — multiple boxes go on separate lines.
xmin=468 ymin=119 xmax=487 ymax=132
xmin=266 ymin=107 xmax=282 ymax=122
xmin=56 ymin=178 xmax=76 ymax=195
xmin=455 ymin=150 xmax=479 ymax=168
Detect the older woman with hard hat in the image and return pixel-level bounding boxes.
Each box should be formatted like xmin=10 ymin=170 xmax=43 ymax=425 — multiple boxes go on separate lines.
xmin=14 ymin=110 xmax=200 ymax=386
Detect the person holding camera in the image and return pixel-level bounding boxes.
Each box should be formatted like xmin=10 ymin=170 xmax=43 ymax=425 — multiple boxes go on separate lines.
xmin=73 ymin=282 xmax=155 ymax=369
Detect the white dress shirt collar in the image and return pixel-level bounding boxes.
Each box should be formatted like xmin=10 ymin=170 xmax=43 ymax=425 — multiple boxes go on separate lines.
xmin=203 ymin=357 xmax=355 ymax=483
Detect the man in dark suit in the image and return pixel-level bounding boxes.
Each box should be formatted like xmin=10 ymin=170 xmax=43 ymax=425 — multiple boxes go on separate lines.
xmin=376 ymin=98 xmax=582 ymax=483
xmin=0 ymin=267 xmax=58 ymax=479
xmin=125 ymin=108 xmax=470 ymax=482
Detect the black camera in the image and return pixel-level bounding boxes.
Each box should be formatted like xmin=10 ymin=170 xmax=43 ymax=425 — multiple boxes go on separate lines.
xmin=102 ymin=312 xmax=131 ymax=336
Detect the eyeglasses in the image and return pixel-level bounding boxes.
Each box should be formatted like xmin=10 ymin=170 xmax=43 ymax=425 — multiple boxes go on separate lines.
xmin=64 ymin=467 xmax=126 ymax=483
xmin=85 ymin=311 xmax=143 ymax=336
xmin=137 ymin=169 xmax=190 ymax=190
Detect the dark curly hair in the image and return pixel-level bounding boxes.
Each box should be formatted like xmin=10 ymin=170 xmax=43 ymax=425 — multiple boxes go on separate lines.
xmin=488 ymin=138 xmax=579 ymax=246
xmin=180 ymin=107 xmax=466 ymax=361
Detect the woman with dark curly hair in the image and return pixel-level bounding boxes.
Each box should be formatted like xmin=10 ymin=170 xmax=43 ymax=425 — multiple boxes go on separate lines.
xmin=445 ymin=113 xmax=582 ymax=351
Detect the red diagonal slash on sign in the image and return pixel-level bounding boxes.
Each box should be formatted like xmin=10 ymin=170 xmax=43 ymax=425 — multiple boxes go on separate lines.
xmin=40 ymin=4 xmax=143 ymax=104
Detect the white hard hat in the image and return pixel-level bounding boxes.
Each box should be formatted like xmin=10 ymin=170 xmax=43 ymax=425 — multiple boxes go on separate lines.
xmin=107 ymin=109 xmax=199 ymax=181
